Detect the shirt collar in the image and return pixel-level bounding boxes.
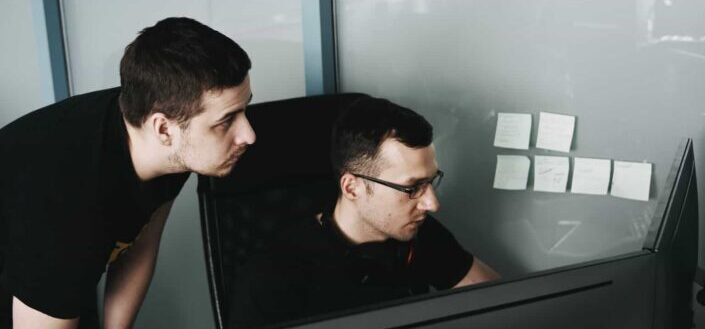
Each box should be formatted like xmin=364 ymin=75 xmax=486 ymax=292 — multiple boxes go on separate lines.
xmin=319 ymin=202 xmax=415 ymax=269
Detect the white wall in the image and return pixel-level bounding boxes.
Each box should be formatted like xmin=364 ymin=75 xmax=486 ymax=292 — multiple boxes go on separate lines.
xmin=0 ymin=0 xmax=54 ymax=128
xmin=61 ymin=2 xmax=305 ymax=328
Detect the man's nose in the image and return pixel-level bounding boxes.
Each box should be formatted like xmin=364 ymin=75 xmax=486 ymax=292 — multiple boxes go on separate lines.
xmin=418 ymin=185 xmax=440 ymax=213
xmin=235 ymin=116 xmax=256 ymax=145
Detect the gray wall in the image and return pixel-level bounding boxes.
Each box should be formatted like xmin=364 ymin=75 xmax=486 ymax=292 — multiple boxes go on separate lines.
xmin=336 ymin=0 xmax=705 ymax=277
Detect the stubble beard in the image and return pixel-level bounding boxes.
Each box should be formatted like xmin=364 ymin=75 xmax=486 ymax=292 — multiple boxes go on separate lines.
xmin=168 ymin=148 xmax=190 ymax=173
xmin=168 ymin=131 xmax=193 ymax=174
xmin=359 ymin=210 xmax=415 ymax=242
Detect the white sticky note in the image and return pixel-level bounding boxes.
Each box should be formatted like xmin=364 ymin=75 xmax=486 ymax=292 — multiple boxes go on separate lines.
xmin=493 ymin=113 xmax=532 ymax=150
xmin=534 ymin=156 xmax=569 ymax=193
xmin=571 ymin=157 xmax=611 ymax=195
xmin=611 ymin=161 xmax=652 ymax=201
xmin=536 ymin=112 xmax=576 ymax=153
xmin=493 ymin=155 xmax=531 ymax=190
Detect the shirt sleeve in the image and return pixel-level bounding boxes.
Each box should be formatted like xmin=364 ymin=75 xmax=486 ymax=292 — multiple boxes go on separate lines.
xmin=409 ymin=216 xmax=474 ymax=290
xmin=0 ymin=170 xmax=110 ymax=319
xmin=2 ymin=246 xmax=107 ymax=319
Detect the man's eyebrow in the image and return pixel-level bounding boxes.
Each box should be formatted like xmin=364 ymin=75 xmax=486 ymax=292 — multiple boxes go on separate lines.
xmin=401 ymin=176 xmax=426 ymax=185
xmin=406 ymin=172 xmax=438 ymax=185
xmin=215 ymin=93 xmax=254 ymax=123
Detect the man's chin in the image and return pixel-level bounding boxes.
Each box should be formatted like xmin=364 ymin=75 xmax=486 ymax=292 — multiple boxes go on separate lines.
xmin=395 ymin=230 xmax=418 ymax=242
xmin=196 ymin=163 xmax=236 ymax=178
xmin=397 ymin=224 xmax=422 ymax=241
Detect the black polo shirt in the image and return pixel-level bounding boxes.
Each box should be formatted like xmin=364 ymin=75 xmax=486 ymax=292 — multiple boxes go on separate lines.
xmin=228 ymin=208 xmax=474 ymax=328
xmin=0 ymin=87 xmax=190 ymax=319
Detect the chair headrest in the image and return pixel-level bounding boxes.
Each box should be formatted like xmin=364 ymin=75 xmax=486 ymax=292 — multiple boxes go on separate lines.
xmin=198 ymin=93 xmax=369 ymax=195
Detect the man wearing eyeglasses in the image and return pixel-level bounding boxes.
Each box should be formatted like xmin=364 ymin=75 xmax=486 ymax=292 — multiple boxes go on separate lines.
xmin=228 ymin=96 xmax=499 ymax=328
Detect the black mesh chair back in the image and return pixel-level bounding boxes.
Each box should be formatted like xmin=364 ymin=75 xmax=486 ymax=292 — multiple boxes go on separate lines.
xmin=197 ymin=93 xmax=368 ymax=329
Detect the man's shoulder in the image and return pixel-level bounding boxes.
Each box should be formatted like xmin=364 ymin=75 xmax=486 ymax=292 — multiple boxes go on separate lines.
xmin=0 ymin=87 xmax=121 ymax=157
xmin=1 ymin=87 xmax=120 ymax=135
xmin=0 ymin=87 xmax=122 ymax=200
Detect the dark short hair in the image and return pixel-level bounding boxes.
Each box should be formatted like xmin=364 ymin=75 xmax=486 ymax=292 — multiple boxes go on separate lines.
xmin=331 ymin=96 xmax=433 ymax=179
xmin=119 ymin=17 xmax=251 ymax=127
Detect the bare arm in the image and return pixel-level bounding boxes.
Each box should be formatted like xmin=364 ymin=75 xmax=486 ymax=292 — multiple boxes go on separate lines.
xmin=103 ymin=201 xmax=173 ymax=329
xmin=12 ymin=297 xmax=79 ymax=329
xmin=453 ymin=257 xmax=501 ymax=288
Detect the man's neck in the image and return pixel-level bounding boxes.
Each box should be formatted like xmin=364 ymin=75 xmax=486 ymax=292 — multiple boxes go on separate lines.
xmin=332 ymin=198 xmax=386 ymax=245
xmin=123 ymin=117 xmax=181 ymax=181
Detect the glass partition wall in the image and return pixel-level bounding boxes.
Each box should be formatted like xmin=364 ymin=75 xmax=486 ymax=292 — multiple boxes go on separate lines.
xmin=335 ymin=0 xmax=705 ymax=277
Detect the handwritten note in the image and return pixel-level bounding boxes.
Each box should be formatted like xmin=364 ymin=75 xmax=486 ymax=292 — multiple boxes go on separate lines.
xmin=611 ymin=161 xmax=652 ymax=201
xmin=536 ymin=112 xmax=575 ymax=153
xmin=571 ymin=157 xmax=611 ymax=195
xmin=534 ymin=156 xmax=569 ymax=193
xmin=493 ymin=113 xmax=532 ymax=150
xmin=493 ymin=155 xmax=531 ymax=190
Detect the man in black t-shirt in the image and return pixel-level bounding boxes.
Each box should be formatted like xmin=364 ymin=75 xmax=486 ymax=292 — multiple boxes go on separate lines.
xmin=228 ymin=97 xmax=500 ymax=328
xmin=0 ymin=18 xmax=255 ymax=329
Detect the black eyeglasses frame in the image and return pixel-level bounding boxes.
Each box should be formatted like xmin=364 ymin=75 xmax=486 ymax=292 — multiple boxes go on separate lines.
xmin=352 ymin=170 xmax=444 ymax=199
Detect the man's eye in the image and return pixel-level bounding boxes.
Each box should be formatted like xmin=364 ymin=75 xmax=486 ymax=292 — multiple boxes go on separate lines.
xmin=219 ymin=115 xmax=236 ymax=128
xmin=413 ymin=181 xmax=431 ymax=191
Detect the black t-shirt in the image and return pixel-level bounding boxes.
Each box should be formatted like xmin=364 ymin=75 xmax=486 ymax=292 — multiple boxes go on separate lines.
xmin=228 ymin=208 xmax=474 ymax=328
xmin=0 ymin=87 xmax=190 ymax=319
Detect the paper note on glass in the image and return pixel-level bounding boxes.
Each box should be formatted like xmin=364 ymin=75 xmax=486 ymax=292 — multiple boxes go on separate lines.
xmin=571 ymin=157 xmax=611 ymax=195
xmin=493 ymin=113 xmax=532 ymax=150
xmin=493 ymin=155 xmax=530 ymax=190
xmin=534 ymin=156 xmax=569 ymax=193
xmin=536 ymin=112 xmax=575 ymax=153
xmin=610 ymin=161 xmax=652 ymax=201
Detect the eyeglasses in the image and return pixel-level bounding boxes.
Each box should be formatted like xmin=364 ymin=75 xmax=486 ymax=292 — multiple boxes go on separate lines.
xmin=352 ymin=170 xmax=444 ymax=199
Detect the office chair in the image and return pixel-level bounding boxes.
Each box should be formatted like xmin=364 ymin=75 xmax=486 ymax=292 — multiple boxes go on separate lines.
xmin=197 ymin=93 xmax=368 ymax=329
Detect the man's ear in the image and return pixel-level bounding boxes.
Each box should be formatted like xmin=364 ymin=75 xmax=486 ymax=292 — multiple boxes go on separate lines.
xmin=148 ymin=112 xmax=173 ymax=146
xmin=340 ymin=173 xmax=361 ymax=200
